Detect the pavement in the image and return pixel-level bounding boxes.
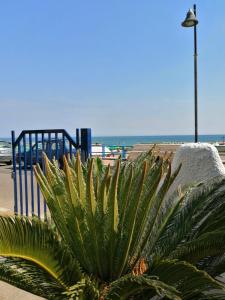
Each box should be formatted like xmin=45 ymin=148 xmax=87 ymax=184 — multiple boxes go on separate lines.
xmin=0 ymin=164 xmax=13 ymax=212
xmin=0 ymin=281 xmax=43 ymax=300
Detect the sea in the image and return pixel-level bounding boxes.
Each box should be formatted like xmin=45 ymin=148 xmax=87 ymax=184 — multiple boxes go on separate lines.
xmin=92 ymin=135 xmax=225 ymax=146
xmin=1 ymin=135 xmax=225 ymax=147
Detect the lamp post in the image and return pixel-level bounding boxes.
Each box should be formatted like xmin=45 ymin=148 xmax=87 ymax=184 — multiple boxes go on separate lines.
xmin=182 ymin=4 xmax=199 ymax=143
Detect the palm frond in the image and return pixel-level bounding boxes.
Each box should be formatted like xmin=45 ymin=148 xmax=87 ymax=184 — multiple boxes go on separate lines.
xmin=170 ymin=231 xmax=225 ymax=264
xmin=197 ymin=254 xmax=225 ymax=277
xmin=0 ymin=257 xmax=65 ymax=299
xmin=153 ymin=176 xmax=225 ymax=258
xmin=133 ymin=162 xmax=181 ymax=263
xmin=105 ymin=274 xmax=181 ymax=300
xmin=0 ymin=216 xmax=82 ymax=289
xmin=35 ymin=154 xmax=97 ymax=274
xmin=64 ymin=277 xmax=99 ymax=300
xmin=149 ymin=259 xmax=225 ymax=300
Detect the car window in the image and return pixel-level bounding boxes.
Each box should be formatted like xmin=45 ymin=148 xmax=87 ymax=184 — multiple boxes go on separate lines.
xmin=30 ymin=140 xmax=70 ymax=152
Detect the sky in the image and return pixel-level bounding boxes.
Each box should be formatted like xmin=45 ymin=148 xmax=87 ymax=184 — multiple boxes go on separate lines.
xmin=0 ymin=0 xmax=225 ymax=137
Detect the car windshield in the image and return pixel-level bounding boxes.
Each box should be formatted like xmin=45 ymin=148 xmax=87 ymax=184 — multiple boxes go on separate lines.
xmin=32 ymin=140 xmax=67 ymax=150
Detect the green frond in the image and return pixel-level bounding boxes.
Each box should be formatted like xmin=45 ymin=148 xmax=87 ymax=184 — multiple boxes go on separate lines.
xmin=197 ymin=254 xmax=225 ymax=277
xmin=107 ymin=159 xmax=120 ymax=234
xmin=106 ymin=159 xmax=120 ymax=278
xmin=129 ymin=157 xmax=164 ymax=255
xmin=113 ymin=159 xmax=149 ymax=278
xmin=170 ymin=231 xmax=225 ymax=264
xmin=149 ymin=259 xmax=225 ymax=300
xmin=74 ymin=151 xmax=86 ymax=204
xmin=105 ymin=274 xmax=181 ymax=300
xmin=130 ymin=160 xmax=179 ymax=264
xmin=64 ymin=277 xmax=99 ymax=300
xmin=153 ymin=176 xmax=225 ymax=258
xmin=0 ymin=216 xmax=82 ymax=289
xmin=0 ymin=258 xmax=65 ymax=299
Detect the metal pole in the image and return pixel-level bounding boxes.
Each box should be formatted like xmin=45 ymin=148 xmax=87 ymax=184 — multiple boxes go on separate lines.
xmin=194 ymin=4 xmax=198 ymax=142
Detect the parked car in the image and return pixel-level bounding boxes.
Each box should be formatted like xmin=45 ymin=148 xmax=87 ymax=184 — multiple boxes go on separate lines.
xmin=0 ymin=141 xmax=12 ymax=165
xmin=17 ymin=139 xmax=76 ymax=167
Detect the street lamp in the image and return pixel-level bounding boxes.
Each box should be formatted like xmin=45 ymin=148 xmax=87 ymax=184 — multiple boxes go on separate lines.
xmin=182 ymin=4 xmax=199 ymax=143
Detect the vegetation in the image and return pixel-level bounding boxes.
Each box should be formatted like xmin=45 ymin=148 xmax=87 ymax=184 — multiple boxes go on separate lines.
xmin=0 ymin=151 xmax=225 ymax=298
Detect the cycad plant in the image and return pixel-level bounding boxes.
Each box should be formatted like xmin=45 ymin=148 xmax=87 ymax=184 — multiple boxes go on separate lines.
xmin=0 ymin=151 xmax=225 ymax=299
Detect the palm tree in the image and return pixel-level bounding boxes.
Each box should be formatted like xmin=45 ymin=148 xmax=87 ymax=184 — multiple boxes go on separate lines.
xmin=0 ymin=150 xmax=225 ymax=299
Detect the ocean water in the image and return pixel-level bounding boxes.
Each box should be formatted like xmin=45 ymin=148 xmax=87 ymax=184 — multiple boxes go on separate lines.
xmin=1 ymin=135 xmax=225 ymax=147
xmin=92 ymin=135 xmax=225 ymax=146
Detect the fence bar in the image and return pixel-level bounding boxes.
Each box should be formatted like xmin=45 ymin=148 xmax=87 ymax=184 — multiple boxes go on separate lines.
xmin=23 ymin=135 xmax=28 ymax=216
xmin=81 ymin=128 xmax=92 ymax=161
xmin=35 ymin=133 xmax=40 ymax=218
xmin=11 ymin=131 xmax=18 ymax=214
xmin=69 ymin=142 xmax=72 ymax=159
xmin=62 ymin=132 xmax=65 ymax=156
xmin=76 ymin=128 xmax=80 ymax=148
xmin=42 ymin=133 xmax=47 ymax=218
xmin=29 ymin=133 xmax=34 ymax=216
xmin=48 ymin=133 xmax=52 ymax=159
xmin=18 ymin=142 xmax=23 ymax=215
xmin=55 ymin=132 xmax=59 ymax=160
xmin=47 ymin=134 xmax=51 ymax=161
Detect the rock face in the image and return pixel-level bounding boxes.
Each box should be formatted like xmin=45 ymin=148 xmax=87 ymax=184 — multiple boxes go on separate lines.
xmin=168 ymin=143 xmax=225 ymax=196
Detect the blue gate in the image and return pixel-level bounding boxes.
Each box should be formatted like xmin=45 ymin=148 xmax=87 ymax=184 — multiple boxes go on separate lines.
xmin=11 ymin=128 xmax=91 ymax=218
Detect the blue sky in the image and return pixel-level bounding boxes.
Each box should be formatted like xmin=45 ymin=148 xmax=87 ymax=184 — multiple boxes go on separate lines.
xmin=0 ymin=0 xmax=225 ymax=137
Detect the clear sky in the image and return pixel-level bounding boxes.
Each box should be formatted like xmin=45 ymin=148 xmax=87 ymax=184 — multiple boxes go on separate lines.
xmin=0 ymin=0 xmax=225 ymax=137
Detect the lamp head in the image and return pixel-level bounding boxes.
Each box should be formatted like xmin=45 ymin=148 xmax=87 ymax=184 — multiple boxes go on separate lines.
xmin=182 ymin=8 xmax=198 ymax=27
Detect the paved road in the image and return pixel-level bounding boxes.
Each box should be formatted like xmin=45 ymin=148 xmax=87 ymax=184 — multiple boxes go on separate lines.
xmin=0 ymin=164 xmax=14 ymax=212
xmin=0 ymin=163 xmax=48 ymax=218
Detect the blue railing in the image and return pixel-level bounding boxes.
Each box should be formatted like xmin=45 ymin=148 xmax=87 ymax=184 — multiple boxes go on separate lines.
xmin=11 ymin=128 xmax=92 ymax=218
xmin=91 ymin=144 xmax=132 ymax=160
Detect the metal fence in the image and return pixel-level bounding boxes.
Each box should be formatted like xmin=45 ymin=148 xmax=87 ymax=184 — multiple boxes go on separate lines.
xmin=11 ymin=128 xmax=91 ymax=218
xmin=91 ymin=144 xmax=132 ymax=161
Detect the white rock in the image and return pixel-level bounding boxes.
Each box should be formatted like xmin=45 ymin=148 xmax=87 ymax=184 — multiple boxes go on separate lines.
xmin=168 ymin=143 xmax=225 ymax=196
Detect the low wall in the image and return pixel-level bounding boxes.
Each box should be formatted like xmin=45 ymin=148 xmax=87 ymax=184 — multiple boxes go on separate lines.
xmin=127 ymin=144 xmax=180 ymax=161
xmin=128 ymin=143 xmax=225 ymax=164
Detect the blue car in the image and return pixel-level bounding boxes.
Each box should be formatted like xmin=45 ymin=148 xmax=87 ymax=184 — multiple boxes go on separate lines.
xmin=17 ymin=139 xmax=76 ymax=167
